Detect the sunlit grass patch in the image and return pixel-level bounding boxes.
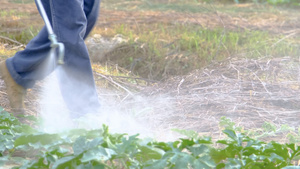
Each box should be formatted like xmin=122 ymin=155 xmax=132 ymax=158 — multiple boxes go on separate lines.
xmin=0 ymin=27 xmax=40 ymax=45
xmin=93 ymin=23 xmax=300 ymax=80
xmin=0 ymin=9 xmax=29 ymax=18
xmin=92 ymin=64 xmax=128 ymax=77
xmin=10 ymin=0 xmax=34 ymax=4
xmin=0 ymin=44 xmax=18 ymax=58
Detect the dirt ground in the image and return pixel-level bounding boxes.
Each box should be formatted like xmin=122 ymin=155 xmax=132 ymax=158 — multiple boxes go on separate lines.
xmin=1 ymin=1 xmax=300 ymax=141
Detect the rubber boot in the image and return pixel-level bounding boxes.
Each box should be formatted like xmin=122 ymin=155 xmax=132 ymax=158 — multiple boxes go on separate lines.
xmin=0 ymin=60 xmax=26 ymax=119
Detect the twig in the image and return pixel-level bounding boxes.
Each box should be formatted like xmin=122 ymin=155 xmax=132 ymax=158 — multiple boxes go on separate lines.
xmin=0 ymin=35 xmax=25 ymax=47
xmin=229 ymin=63 xmax=240 ymax=80
xmin=120 ymin=93 xmax=131 ymax=103
xmin=177 ymin=78 xmax=185 ymax=94
xmin=0 ymin=91 xmax=7 ymax=95
xmin=101 ymin=74 xmax=156 ymax=83
xmin=95 ymin=72 xmax=134 ymax=96
xmin=271 ymin=32 xmax=297 ymax=47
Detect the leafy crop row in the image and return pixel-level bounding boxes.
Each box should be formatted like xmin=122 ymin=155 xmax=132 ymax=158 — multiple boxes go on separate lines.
xmin=0 ymin=107 xmax=300 ymax=168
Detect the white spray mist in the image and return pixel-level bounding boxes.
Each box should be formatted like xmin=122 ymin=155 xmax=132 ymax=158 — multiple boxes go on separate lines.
xmin=39 ymin=70 xmax=154 ymax=138
xmin=39 ymin=51 xmax=179 ymax=140
xmin=39 ymin=74 xmax=182 ymax=141
xmin=40 ymin=72 xmax=74 ymax=133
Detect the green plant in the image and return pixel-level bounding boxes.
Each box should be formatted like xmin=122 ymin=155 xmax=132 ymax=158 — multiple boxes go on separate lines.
xmin=1 ymin=107 xmax=300 ymax=168
xmin=212 ymin=129 xmax=300 ymax=168
xmin=0 ymin=107 xmax=36 ymax=157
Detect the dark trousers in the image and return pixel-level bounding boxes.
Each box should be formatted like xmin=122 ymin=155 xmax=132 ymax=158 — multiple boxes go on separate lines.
xmin=6 ymin=0 xmax=101 ymax=118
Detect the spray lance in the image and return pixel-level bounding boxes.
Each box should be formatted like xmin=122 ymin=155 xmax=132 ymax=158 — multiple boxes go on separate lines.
xmin=36 ymin=0 xmax=65 ymax=65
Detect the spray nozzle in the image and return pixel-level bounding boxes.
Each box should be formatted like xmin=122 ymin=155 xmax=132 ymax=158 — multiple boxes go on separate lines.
xmin=49 ymin=34 xmax=65 ymax=65
xmin=36 ymin=0 xmax=65 ymax=65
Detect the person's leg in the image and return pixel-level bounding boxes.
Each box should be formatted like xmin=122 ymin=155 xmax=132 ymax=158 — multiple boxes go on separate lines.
xmin=0 ymin=61 xmax=26 ymax=115
xmin=5 ymin=27 xmax=54 ymax=88
xmin=1 ymin=0 xmax=53 ymax=114
xmin=84 ymin=0 xmax=101 ymax=39
xmin=2 ymin=0 xmax=101 ymax=119
xmin=5 ymin=0 xmax=54 ymax=89
xmin=54 ymin=0 xmax=101 ymax=118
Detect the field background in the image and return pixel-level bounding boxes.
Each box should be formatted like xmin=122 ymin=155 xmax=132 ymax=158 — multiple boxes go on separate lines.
xmin=0 ymin=0 xmax=300 ymax=141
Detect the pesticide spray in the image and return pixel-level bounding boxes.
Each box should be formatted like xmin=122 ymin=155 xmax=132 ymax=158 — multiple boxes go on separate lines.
xmin=40 ymin=76 xmax=182 ymax=141
xmin=39 ymin=70 xmax=150 ymax=135
xmin=36 ymin=0 xmax=179 ymax=141
xmin=37 ymin=40 xmax=162 ymax=138
xmin=39 ymin=55 xmax=179 ymax=141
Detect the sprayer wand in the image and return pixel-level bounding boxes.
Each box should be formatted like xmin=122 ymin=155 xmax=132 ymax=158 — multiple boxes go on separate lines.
xmin=36 ymin=0 xmax=65 ymax=65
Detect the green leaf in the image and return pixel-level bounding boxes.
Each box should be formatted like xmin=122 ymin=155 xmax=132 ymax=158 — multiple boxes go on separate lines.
xmin=14 ymin=133 xmax=61 ymax=147
xmin=243 ymin=146 xmax=260 ymax=156
xmin=152 ymin=142 xmax=172 ymax=151
xmin=223 ymin=129 xmax=238 ymax=141
xmin=72 ymin=137 xmax=104 ymax=158
xmin=144 ymin=158 xmax=169 ymax=169
xmin=192 ymin=159 xmax=214 ymax=169
xmin=219 ymin=116 xmax=236 ymax=130
xmin=172 ymin=128 xmax=199 ymax=139
xmin=52 ymin=156 xmax=78 ymax=169
xmin=169 ymin=152 xmax=193 ymax=169
xmin=287 ymin=143 xmax=297 ymax=152
xmin=0 ymin=126 xmax=11 ymax=130
xmin=0 ymin=156 xmax=8 ymax=166
xmin=196 ymin=137 xmax=213 ymax=144
xmin=210 ymin=149 xmax=227 ymax=163
xmin=264 ymin=142 xmax=289 ymax=162
xmin=216 ymin=140 xmax=229 ymax=145
xmin=87 ymin=137 xmax=103 ymax=149
xmin=262 ymin=122 xmax=277 ymax=132
xmin=188 ymin=144 xmax=210 ymax=157
xmin=272 ymin=142 xmax=289 ymax=159
xmin=103 ymin=136 xmax=117 ymax=149
xmin=49 ymin=147 xmax=70 ymax=158
xmin=179 ymin=138 xmax=196 ymax=151
xmin=77 ymin=163 xmax=105 ymax=169
xmin=196 ymin=155 xmax=216 ymax=168
xmin=216 ymin=163 xmax=225 ymax=169
xmin=269 ymin=153 xmax=284 ymax=162
xmin=136 ymin=146 xmax=163 ymax=162
xmin=73 ymin=136 xmax=87 ymax=156
xmin=28 ymin=142 xmax=43 ymax=149
xmin=81 ymin=147 xmax=116 ymax=162
xmin=46 ymin=153 xmax=58 ymax=163
xmin=115 ymin=134 xmax=139 ymax=154
xmin=225 ymin=158 xmax=243 ymax=169
xmin=26 ymin=157 xmax=49 ymax=168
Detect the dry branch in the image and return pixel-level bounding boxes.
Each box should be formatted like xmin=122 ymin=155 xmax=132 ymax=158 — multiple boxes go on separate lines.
xmin=0 ymin=35 xmax=25 ymax=47
xmin=95 ymin=72 xmax=134 ymax=96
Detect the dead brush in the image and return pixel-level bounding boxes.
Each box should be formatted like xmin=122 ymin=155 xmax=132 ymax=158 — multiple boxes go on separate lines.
xmin=138 ymin=56 xmax=300 ymax=143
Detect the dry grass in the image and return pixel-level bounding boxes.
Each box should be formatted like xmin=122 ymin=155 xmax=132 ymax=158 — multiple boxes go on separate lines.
xmin=134 ymin=56 xmax=300 ymax=141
